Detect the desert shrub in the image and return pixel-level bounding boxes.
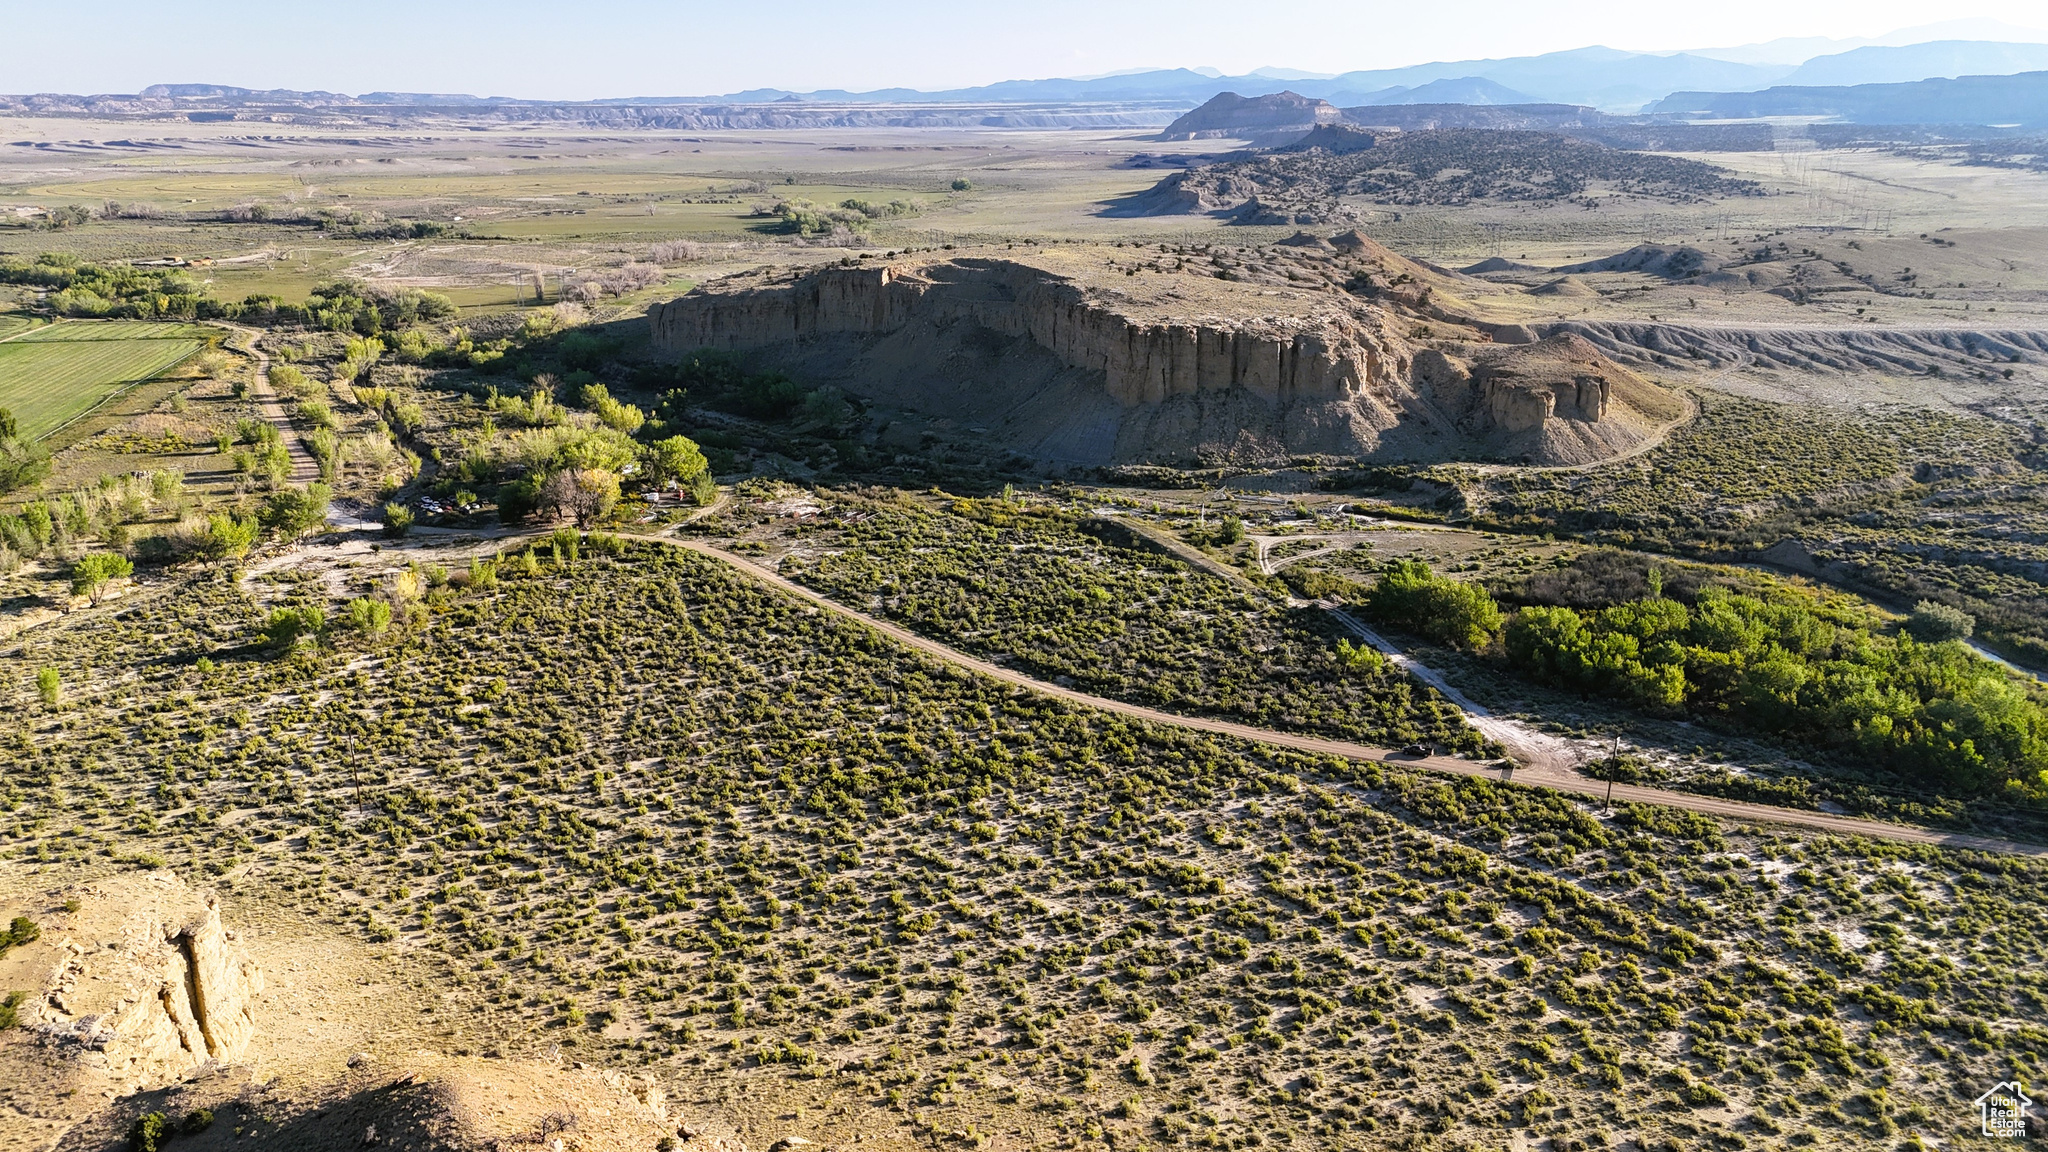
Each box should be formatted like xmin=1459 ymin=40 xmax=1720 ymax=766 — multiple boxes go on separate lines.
xmin=382 ymin=503 xmax=415 ymax=538
xmin=593 ymin=396 xmax=644 ymax=435
xmin=343 ymin=597 xmax=393 ymax=635
xmin=0 ymin=916 xmax=39 ymax=957
xmin=6 ymin=533 xmax=2046 ymax=1152
xmin=1334 ymin=637 xmax=1385 ymax=672
xmin=269 ymin=363 xmax=312 ymax=397
xmin=261 ymin=604 xmax=325 ymax=649
xmin=127 ymin=1112 xmax=168 ymax=1152
xmin=386 ymin=401 xmax=425 ymax=435
xmin=784 ymin=498 xmax=1487 ymax=754
xmin=1279 ymin=565 xmax=1362 ymax=601
xmin=490 ymin=387 xmax=565 ymax=428
xmin=1905 ymin=600 xmax=1974 ymax=643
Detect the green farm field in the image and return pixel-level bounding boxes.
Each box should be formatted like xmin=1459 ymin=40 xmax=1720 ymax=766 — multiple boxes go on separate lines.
xmin=12 ymin=320 xmax=210 ymax=342
xmin=0 ymin=322 xmax=204 ymax=439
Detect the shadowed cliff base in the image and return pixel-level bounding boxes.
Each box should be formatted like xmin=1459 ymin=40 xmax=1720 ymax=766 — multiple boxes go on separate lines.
xmin=47 ymin=1055 xmax=701 ymax=1152
xmin=647 ymin=241 xmax=1682 ymax=468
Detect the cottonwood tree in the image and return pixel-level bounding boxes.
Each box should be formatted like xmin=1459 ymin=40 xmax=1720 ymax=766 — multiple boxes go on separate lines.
xmin=646 ymin=435 xmax=711 ymax=497
xmin=538 ymin=468 xmax=619 ymax=526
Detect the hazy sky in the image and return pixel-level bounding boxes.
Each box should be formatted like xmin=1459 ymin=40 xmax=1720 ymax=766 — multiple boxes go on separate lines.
xmin=9 ymin=0 xmax=2048 ymax=98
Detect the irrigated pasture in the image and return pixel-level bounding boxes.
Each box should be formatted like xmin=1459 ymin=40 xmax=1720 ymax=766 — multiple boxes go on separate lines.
xmin=0 ymin=321 xmax=204 ymax=439
xmin=11 ymin=320 xmax=208 ymax=342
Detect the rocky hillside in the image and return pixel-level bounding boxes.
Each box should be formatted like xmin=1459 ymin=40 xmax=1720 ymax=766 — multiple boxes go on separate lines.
xmin=1112 ymin=129 xmax=1767 ymax=220
xmin=648 ymin=240 xmax=1681 ymax=466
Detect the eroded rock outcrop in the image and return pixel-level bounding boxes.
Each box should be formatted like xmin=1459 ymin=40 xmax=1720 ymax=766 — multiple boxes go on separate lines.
xmin=1414 ymin=334 xmax=1686 ymax=461
xmin=16 ymin=872 xmax=263 ymax=1086
xmin=648 ymin=243 xmax=1679 ymax=466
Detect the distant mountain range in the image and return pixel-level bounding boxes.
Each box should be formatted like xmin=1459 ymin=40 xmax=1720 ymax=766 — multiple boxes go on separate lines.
xmin=1655 ymin=70 xmax=2048 ymax=126
xmin=7 ymin=29 xmax=2048 ymax=127
xmin=678 ymin=40 xmax=2048 ymax=113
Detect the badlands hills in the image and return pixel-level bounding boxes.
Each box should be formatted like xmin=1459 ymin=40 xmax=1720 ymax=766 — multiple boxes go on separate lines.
xmin=1120 ymin=115 xmax=1767 ymax=223
xmin=1154 ymin=91 xmax=1777 ymax=151
xmin=649 ymin=235 xmax=1684 ymax=468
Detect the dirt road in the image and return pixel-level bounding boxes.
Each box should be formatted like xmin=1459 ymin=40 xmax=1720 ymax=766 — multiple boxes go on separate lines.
xmin=223 ymin=324 xmax=320 ymax=485
xmin=676 ymin=539 xmax=2048 ymax=858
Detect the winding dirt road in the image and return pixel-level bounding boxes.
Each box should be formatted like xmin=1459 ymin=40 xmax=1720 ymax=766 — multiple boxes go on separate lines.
xmin=675 ymin=539 xmax=2048 ymax=859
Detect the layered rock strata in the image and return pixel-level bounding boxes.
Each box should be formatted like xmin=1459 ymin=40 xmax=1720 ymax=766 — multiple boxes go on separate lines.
xmin=653 ymin=258 xmax=1408 ymax=407
xmin=647 ymin=249 xmax=1675 ymax=466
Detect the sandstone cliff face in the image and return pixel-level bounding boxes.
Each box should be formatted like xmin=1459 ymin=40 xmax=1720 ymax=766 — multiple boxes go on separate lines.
xmin=648 ymin=247 xmax=1677 ymax=467
xmin=20 ymin=873 xmax=263 ymax=1086
xmin=651 ymin=258 xmax=1410 ymax=409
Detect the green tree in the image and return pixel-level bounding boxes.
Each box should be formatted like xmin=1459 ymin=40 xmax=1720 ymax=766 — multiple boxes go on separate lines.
xmin=0 ymin=440 xmax=50 ymax=494
xmin=35 ymin=668 xmax=59 ymax=708
xmin=1366 ymin=560 xmax=1501 ymax=650
xmin=0 ymin=410 xmax=50 ymax=493
xmin=593 ymin=396 xmax=645 ymax=435
xmin=382 ymin=502 xmax=415 ymax=538
xmin=70 ymin=552 xmax=134 ymax=603
xmin=199 ymin=513 xmax=259 ymax=562
xmin=128 ymin=1112 xmax=169 ymax=1152
xmin=0 ymin=914 xmax=39 ymax=957
xmin=645 ymin=434 xmax=711 ymax=491
xmin=260 ymin=483 xmax=331 ymax=537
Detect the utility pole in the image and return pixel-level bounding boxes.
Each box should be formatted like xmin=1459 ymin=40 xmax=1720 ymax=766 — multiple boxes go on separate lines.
xmin=350 ymin=732 xmax=365 ymax=814
xmin=1603 ymin=733 xmax=1620 ymax=812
